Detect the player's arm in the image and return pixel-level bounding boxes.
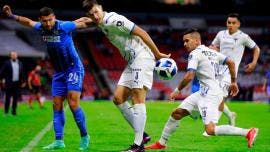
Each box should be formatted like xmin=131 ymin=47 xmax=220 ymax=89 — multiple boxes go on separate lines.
xmin=209 ymin=32 xmax=221 ymax=51
xmin=2 ymin=5 xmax=37 ymax=28
xmin=170 ymin=70 xmax=195 ymax=100
xmin=209 ymin=44 xmax=220 ymax=51
xmin=224 ymin=58 xmax=239 ymax=96
xmin=74 ymin=17 xmax=93 ymax=29
xmin=132 ymin=26 xmax=170 ymax=59
xmin=244 ymin=46 xmax=260 ymax=73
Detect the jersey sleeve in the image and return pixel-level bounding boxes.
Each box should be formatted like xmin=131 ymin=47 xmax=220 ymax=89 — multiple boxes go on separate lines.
xmin=187 ymin=51 xmax=199 ymax=71
xmin=216 ymin=51 xmax=228 ymax=65
xmin=107 ymin=13 xmax=135 ymax=34
xmin=243 ymin=34 xmax=257 ymax=49
xmin=211 ymin=31 xmax=221 ymax=47
xmin=61 ymin=21 xmax=76 ymax=33
xmin=33 ymin=22 xmax=42 ymax=31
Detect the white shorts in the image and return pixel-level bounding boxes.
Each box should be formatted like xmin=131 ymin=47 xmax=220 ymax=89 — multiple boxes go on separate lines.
xmin=219 ymin=80 xmax=230 ymax=98
xmin=118 ymin=57 xmax=155 ymax=89
xmin=179 ymin=92 xmax=223 ymax=124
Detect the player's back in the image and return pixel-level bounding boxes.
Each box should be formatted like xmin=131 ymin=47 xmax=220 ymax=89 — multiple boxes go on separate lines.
xmin=34 ymin=20 xmax=83 ymax=73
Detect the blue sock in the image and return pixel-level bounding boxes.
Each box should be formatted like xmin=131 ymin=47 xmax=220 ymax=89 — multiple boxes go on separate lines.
xmin=72 ymin=107 xmax=88 ymax=137
xmin=53 ymin=110 xmax=65 ymax=140
xmin=268 ymin=98 xmax=270 ymax=105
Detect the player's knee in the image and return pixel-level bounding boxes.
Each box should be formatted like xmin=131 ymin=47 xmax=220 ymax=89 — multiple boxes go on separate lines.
xmin=53 ymin=102 xmax=62 ymax=110
xmin=205 ymin=123 xmax=215 ymax=135
xmin=113 ymin=95 xmax=123 ymax=105
xmin=68 ymin=100 xmax=79 ymax=110
xmin=171 ymin=108 xmax=186 ymax=120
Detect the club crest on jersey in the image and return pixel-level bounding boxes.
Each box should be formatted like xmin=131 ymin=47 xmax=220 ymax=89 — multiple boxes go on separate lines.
xmin=116 ymin=21 xmax=124 ymax=26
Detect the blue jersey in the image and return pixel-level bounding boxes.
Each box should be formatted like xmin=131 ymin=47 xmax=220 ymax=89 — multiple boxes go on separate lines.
xmin=34 ymin=20 xmax=83 ymax=72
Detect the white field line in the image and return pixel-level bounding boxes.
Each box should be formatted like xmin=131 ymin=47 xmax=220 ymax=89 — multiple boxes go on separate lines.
xmin=20 ymin=105 xmax=69 ymax=152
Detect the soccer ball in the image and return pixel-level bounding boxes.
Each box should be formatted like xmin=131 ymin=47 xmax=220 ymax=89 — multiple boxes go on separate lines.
xmin=155 ymin=58 xmax=178 ymax=80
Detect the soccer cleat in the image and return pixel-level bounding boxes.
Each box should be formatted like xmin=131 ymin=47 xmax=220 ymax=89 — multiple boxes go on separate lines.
xmin=246 ymin=128 xmax=259 ymax=148
xmin=145 ymin=141 xmax=166 ymax=150
xmin=229 ymin=112 xmax=236 ymax=126
xmin=42 ymin=140 xmax=65 ymax=150
xmin=202 ymin=131 xmax=211 ymax=137
xmin=142 ymin=132 xmax=151 ymax=145
xmin=122 ymin=144 xmax=144 ymax=152
xmin=79 ymin=134 xmax=90 ymax=150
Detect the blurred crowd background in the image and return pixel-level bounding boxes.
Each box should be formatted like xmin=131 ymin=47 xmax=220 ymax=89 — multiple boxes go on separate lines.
xmin=0 ymin=0 xmax=269 ymax=102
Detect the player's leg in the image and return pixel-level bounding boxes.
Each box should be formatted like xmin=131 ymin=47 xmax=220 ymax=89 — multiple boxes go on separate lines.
xmin=131 ymin=87 xmax=148 ymax=145
xmin=28 ymin=91 xmax=33 ymax=109
xmin=220 ymin=82 xmax=236 ymax=126
xmin=145 ymin=108 xmax=190 ymax=150
xmin=203 ymin=95 xmax=258 ymax=148
xmin=145 ymin=93 xmax=198 ymax=150
xmin=67 ymin=91 xmax=89 ymax=150
xmin=43 ymin=96 xmax=66 ymax=149
xmin=67 ymin=70 xmax=89 ymax=150
xmin=113 ymin=85 xmax=133 ymax=127
xmin=35 ymin=86 xmax=43 ymax=108
xmin=43 ymin=72 xmax=66 ymax=150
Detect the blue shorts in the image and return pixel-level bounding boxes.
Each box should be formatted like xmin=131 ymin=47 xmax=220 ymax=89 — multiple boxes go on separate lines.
xmin=52 ymin=68 xmax=84 ymax=97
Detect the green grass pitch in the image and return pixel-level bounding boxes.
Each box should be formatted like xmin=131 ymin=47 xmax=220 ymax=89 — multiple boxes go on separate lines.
xmin=0 ymin=101 xmax=269 ymax=151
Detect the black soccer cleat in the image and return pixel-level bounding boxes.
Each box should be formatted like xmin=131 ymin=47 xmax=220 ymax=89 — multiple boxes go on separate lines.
xmin=142 ymin=132 xmax=151 ymax=145
xmin=122 ymin=144 xmax=144 ymax=152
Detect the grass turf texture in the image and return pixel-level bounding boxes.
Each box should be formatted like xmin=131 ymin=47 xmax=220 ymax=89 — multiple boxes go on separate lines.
xmin=0 ymin=101 xmax=269 ymax=151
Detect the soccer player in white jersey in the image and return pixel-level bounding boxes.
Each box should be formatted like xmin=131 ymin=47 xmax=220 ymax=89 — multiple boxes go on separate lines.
xmin=210 ymin=13 xmax=261 ymax=127
xmin=145 ymin=28 xmax=258 ymax=150
xmin=81 ymin=0 xmax=170 ymax=151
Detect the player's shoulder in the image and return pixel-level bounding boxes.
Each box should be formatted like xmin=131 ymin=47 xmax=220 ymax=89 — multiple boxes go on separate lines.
xmin=217 ymin=30 xmax=226 ymax=35
xmin=104 ymin=12 xmax=120 ymax=23
xmin=237 ymin=30 xmax=251 ymax=39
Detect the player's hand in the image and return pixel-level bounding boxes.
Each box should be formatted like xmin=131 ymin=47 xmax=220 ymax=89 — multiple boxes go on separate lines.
xmin=156 ymin=53 xmax=171 ymax=60
xmin=2 ymin=5 xmax=13 ymax=17
xmin=75 ymin=17 xmax=92 ymax=24
xmin=229 ymin=82 xmax=239 ymax=97
xmin=169 ymin=88 xmax=180 ymax=101
xmin=244 ymin=62 xmax=256 ymax=73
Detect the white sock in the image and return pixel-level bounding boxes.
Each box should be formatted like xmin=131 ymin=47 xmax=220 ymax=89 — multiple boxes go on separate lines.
xmin=223 ymin=104 xmax=233 ymax=119
xmin=217 ymin=111 xmax=222 ymax=121
xmin=214 ymin=125 xmax=249 ymax=136
xmin=159 ymin=116 xmax=180 ymax=145
xmin=117 ymin=101 xmax=134 ymax=129
xmin=133 ymin=104 xmax=146 ymax=146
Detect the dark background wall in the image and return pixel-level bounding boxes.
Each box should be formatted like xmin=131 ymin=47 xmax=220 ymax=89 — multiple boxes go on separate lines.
xmin=0 ymin=0 xmax=268 ymax=16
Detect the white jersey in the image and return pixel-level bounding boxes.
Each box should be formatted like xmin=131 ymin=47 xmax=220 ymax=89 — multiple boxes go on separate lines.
xmin=188 ymin=45 xmax=227 ymax=95
xmin=99 ymin=12 xmax=155 ymax=64
xmin=211 ymin=30 xmax=257 ymax=80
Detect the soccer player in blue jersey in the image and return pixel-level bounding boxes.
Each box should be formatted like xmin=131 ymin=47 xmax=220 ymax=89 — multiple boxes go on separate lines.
xmin=3 ymin=5 xmax=90 ymax=150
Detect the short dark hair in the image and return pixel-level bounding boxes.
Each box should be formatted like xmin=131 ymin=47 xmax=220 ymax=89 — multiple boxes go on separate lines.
xmin=183 ymin=28 xmax=200 ymax=36
xmin=227 ymin=13 xmax=241 ymax=21
xmin=83 ymin=0 xmax=99 ymax=11
xmin=39 ymin=7 xmax=54 ymax=17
